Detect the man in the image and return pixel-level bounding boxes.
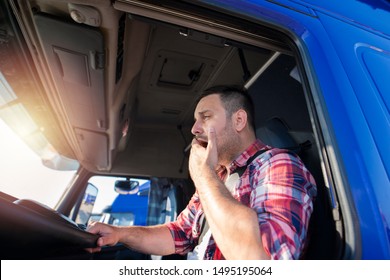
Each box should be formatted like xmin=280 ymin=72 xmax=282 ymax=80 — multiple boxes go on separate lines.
xmin=87 ymin=86 xmax=317 ymax=259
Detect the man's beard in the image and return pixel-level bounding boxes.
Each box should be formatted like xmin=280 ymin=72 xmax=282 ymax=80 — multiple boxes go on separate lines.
xmin=215 ymin=124 xmax=240 ymax=165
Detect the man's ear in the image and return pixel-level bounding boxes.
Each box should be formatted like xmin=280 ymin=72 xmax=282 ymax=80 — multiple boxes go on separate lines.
xmin=233 ymin=109 xmax=248 ymax=132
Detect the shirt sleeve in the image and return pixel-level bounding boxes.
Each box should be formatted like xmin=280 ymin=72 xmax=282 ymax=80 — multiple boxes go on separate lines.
xmin=165 ymin=192 xmax=201 ymax=255
xmin=250 ymin=149 xmax=317 ymax=259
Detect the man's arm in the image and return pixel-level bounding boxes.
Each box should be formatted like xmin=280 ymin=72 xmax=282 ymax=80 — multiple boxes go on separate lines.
xmin=189 ymin=128 xmax=269 ymax=260
xmin=195 ymin=169 xmax=270 ymax=259
xmin=87 ymin=222 xmax=175 ymax=256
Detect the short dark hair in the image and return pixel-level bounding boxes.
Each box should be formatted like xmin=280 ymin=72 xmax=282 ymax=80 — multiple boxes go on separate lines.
xmin=197 ymin=85 xmax=255 ymax=130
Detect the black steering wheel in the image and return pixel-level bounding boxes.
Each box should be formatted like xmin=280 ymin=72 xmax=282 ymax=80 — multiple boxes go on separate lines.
xmin=0 ymin=197 xmax=99 ymax=259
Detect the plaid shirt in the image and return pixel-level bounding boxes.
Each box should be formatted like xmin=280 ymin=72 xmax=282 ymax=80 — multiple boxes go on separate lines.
xmin=166 ymin=139 xmax=317 ymax=259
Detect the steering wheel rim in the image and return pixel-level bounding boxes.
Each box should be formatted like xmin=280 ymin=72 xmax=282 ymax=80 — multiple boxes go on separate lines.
xmin=0 ymin=197 xmax=99 ymax=259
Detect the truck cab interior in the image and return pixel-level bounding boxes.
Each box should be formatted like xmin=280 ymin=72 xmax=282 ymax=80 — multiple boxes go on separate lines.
xmin=0 ymin=0 xmax=344 ymax=260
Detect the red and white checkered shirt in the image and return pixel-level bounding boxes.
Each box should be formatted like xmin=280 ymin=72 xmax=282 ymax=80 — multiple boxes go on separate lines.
xmin=166 ymin=139 xmax=317 ymax=259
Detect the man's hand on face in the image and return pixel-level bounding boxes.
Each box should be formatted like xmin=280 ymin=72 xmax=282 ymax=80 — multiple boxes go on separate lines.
xmin=189 ymin=127 xmax=218 ymax=183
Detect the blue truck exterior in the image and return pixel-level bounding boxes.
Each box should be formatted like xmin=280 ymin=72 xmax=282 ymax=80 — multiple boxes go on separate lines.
xmin=110 ymin=181 xmax=151 ymax=226
xmin=199 ymin=0 xmax=390 ymax=259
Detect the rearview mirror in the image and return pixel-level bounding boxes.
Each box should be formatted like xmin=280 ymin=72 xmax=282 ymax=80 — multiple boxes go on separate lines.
xmin=114 ymin=179 xmax=139 ymax=195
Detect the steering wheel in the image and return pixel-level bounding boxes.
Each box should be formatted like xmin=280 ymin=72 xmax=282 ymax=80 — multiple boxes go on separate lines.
xmin=0 ymin=197 xmax=99 ymax=259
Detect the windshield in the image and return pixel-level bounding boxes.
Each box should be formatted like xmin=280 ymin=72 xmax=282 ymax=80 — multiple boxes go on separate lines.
xmin=0 ymin=68 xmax=77 ymax=207
xmin=0 ymin=117 xmax=76 ymax=208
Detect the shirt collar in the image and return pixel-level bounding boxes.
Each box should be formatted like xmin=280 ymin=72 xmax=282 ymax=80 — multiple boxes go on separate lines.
xmin=228 ymin=139 xmax=268 ymax=173
xmin=216 ymin=139 xmax=268 ymax=180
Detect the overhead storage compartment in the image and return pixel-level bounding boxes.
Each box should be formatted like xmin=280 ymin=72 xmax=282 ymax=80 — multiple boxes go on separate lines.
xmin=34 ymin=13 xmax=108 ymax=169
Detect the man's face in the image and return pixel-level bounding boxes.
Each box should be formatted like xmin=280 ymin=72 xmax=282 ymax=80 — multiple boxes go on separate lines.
xmin=191 ymin=94 xmax=239 ymax=164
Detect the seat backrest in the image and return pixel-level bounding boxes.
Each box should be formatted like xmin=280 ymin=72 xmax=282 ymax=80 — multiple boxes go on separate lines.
xmin=256 ymin=118 xmax=297 ymax=149
xmin=256 ymin=117 xmax=340 ymax=259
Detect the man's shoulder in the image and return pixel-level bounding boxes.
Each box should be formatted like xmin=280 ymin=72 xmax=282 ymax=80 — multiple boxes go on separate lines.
xmin=248 ymin=147 xmax=306 ymax=174
xmin=254 ymin=147 xmax=300 ymax=162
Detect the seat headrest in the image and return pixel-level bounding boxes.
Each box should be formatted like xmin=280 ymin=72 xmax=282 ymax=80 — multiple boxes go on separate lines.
xmin=256 ymin=118 xmax=297 ymax=149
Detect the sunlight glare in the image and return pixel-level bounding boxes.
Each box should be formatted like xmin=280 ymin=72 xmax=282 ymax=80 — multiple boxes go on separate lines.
xmin=0 ymin=119 xmax=76 ymax=207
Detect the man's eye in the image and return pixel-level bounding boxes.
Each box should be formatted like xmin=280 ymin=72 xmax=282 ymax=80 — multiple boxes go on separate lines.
xmin=203 ymin=115 xmax=210 ymax=120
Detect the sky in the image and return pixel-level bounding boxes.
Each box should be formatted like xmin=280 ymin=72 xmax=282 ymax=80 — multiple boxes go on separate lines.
xmin=0 ymin=119 xmax=75 ymax=207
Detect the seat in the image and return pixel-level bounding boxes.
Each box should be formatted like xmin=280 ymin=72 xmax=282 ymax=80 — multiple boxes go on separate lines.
xmin=256 ymin=117 xmax=340 ymax=259
xmin=256 ymin=117 xmax=312 ymax=154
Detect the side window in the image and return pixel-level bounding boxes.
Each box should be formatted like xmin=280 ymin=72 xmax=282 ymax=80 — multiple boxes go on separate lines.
xmin=87 ymin=176 xmax=151 ymax=226
xmin=147 ymin=177 xmax=178 ymax=226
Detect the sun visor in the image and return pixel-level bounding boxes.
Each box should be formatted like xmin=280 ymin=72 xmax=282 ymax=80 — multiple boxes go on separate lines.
xmin=34 ymin=13 xmax=106 ymax=131
xmin=34 ymin=13 xmax=108 ymax=170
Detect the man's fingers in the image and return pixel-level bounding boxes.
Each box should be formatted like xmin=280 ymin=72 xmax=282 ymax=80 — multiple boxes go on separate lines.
xmin=87 ymin=225 xmax=100 ymax=235
xmin=85 ymin=246 xmax=101 ymax=253
xmin=86 ymin=222 xmax=113 ymax=247
xmin=206 ymin=127 xmax=216 ymax=151
xmin=84 ymin=236 xmax=103 ymax=253
xmin=97 ymin=236 xmax=111 ymax=247
xmin=206 ymin=127 xmax=218 ymax=169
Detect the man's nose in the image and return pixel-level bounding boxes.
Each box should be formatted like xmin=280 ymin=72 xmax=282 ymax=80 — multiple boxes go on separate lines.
xmin=191 ymin=119 xmax=203 ymax=136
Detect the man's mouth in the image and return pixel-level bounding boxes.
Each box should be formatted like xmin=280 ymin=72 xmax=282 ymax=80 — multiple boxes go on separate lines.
xmin=199 ymin=141 xmax=208 ymax=148
xmin=195 ymin=136 xmax=208 ymax=148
